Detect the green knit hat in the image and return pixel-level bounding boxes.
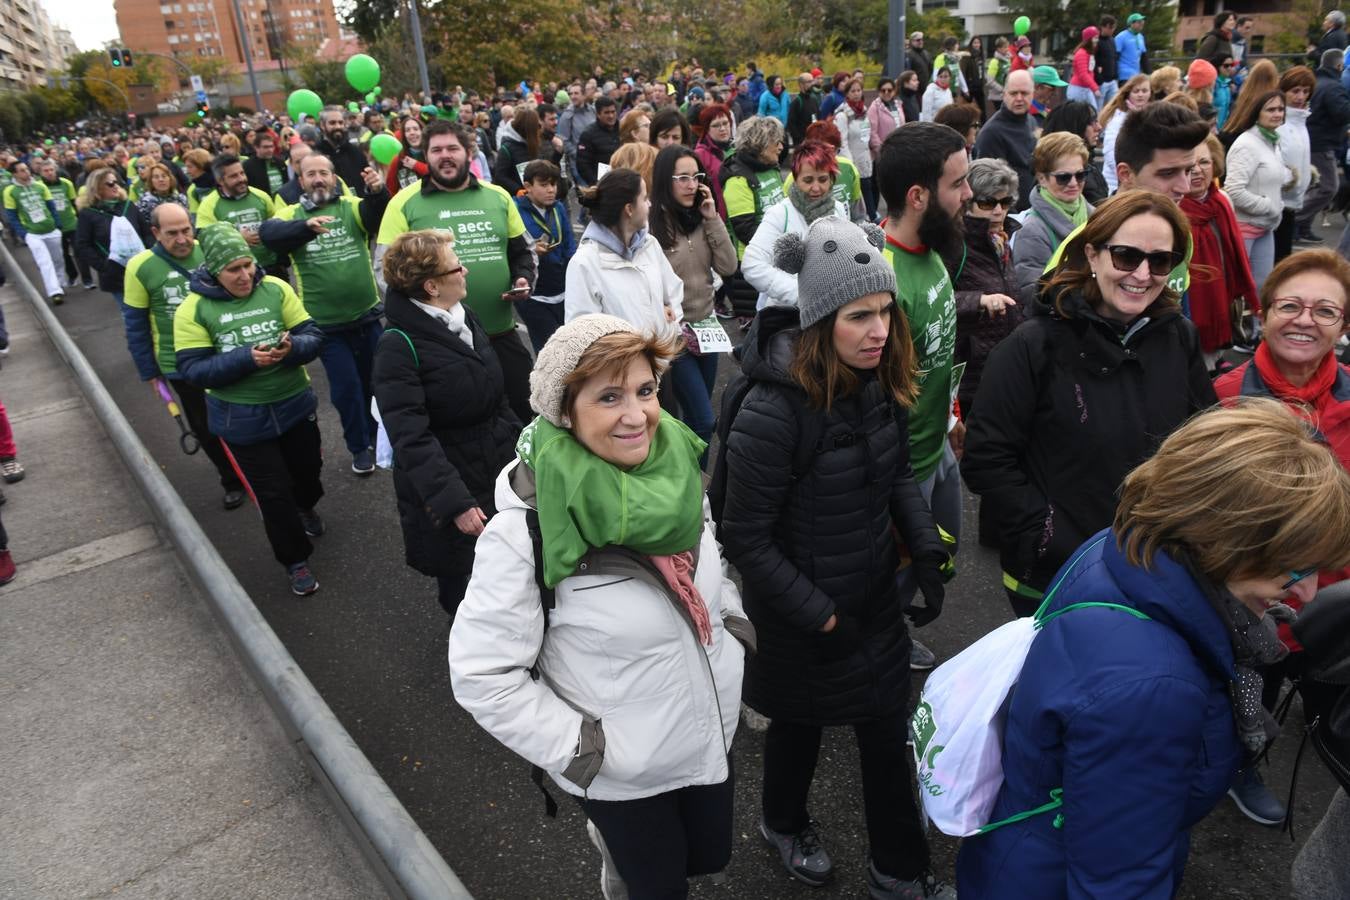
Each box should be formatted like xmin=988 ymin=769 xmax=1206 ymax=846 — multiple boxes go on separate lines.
xmin=198 ymin=223 xmax=252 ymax=276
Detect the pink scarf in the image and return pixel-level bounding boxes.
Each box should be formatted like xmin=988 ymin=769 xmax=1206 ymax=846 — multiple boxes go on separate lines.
xmin=649 ymin=551 xmax=712 ymax=645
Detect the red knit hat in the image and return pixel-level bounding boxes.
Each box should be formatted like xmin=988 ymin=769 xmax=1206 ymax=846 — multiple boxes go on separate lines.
xmin=1187 ymin=58 xmax=1218 ymax=90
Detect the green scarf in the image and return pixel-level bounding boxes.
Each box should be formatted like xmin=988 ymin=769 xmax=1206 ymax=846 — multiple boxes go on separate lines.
xmin=517 ymin=412 xmax=707 ymax=587
xmin=1038 ymin=185 xmax=1088 ymax=229
xmin=1258 ymin=125 xmax=1280 ymax=146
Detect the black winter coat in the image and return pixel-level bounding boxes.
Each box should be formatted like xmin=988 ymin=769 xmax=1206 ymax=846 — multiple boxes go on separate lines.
xmin=719 ymin=308 xmax=944 ymax=725
xmin=1309 ymin=67 xmax=1350 ymax=154
xmin=943 ymin=215 xmax=1024 ymax=414
xmin=371 ymin=290 xmax=522 ymax=579
xmin=74 ymin=200 xmax=150 ymax=294
xmin=961 ymin=290 xmax=1217 ymax=596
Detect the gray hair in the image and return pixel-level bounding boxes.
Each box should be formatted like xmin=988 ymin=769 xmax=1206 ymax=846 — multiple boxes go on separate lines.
xmin=967 ymin=158 xmax=1019 ymax=203
xmin=734 ymin=115 xmax=785 ymax=160
xmin=1329 ymin=10 xmax=1346 ymax=27
xmin=1323 ymin=48 xmax=1346 ymax=71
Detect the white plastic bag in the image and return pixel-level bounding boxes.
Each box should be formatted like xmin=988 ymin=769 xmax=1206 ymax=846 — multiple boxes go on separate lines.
xmin=911 ymin=616 xmax=1037 ymax=837
xmin=371 ymin=397 xmax=393 ymax=469
xmin=108 ymin=215 xmax=146 ymax=267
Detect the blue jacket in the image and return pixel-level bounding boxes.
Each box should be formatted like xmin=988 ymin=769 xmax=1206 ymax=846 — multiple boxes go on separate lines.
xmin=757 ymin=88 xmax=790 ymax=125
xmin=176 ymin=267 xmax=325 ymax=445
xmin=1116 ymin=30 xmax=1146 ymax=81
xmin=956 ymin=530 xmax=1241 ymax=899
xmin=747 ymin=70 xmax=766 ymax=104
xmin=818 ymin=87 xmax=847 ymax=121
xmin=513 ymin=195 xmax=576 ymax=297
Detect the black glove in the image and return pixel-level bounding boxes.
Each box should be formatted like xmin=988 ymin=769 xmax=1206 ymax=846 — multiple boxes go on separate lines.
xmin=816 ymin=613 xmax=862 ymax=662
xmin=905 ymin=559 xmax=947 ymax=628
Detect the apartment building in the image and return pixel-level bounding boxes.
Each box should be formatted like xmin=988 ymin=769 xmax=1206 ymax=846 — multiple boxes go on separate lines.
xmin=1 ymin=0 xmax=77 ymax=90
xmin=112 ymin=0 xmax=341 ymax=68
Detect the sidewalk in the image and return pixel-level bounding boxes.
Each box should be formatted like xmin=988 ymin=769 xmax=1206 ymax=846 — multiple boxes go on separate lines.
xmin=0 ymin=278 xmax=386 ymax=898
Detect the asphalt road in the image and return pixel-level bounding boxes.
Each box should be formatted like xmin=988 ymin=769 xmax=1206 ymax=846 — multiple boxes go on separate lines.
xmin=6 ymin=222 xmax=1344 ymax=899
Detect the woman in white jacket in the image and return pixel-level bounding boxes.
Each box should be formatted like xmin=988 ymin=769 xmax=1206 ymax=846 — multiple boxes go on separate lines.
xmin=1225 ymin=90 xmax=1290 ymax=290
xmin=920 ymin=68 xmax=955 ymax=122
xmin=1275 ymin=66 xmax=1315 ymax=263
xmin=565 ymin=168 xmax=683 ymax=338
xmin=743 ymin=140 xmax=849 ymax=309
xmin=834 ymin=77 xmax=876 ymax=220
xmin=449 ymin=315 xmax=752 ymax=899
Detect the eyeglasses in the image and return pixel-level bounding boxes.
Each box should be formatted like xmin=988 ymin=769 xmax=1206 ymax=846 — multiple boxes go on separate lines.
xmin=434 ymin=265 xmax=465 ymax=278
xmin=1221 ymin=62 xmax=1236 ymax=69
xmin=708 ymin=120 xmax=731 ymax=130
xmin=1269 ymin=298 xmax=1346 ymax=326
xmin=973 ymin=196 xmax=1014 ymax=210
xmin=671 ymin=173 xmax=707 ymax=185
xmin=1049 ymin=170 xmax=1088 ymax=186
xmin=1281 ymin=569 xmax=1317 ymax=591
xmin=880 ymin=86 xmax=895 ymax=93
xmin=1101 ymin=244 xmax=1184 ymax=277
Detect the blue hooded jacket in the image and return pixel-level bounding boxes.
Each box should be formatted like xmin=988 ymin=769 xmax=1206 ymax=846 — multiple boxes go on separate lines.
xmin=956 ymin=529 xmax=1242 ymax=899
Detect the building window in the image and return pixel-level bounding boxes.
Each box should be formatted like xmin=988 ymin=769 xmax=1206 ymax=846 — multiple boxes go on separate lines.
xmin=167 ymin=34 xmax=179 ymax=43
xmin=160 ymin=3 xmax=172 ymax=12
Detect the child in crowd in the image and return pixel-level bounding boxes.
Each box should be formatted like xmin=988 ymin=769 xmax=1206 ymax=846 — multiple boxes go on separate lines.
xmin=513 ymin=160 xmax=576 ymax=352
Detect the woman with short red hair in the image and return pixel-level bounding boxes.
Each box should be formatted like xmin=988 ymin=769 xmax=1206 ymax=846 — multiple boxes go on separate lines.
xmin=694 ymin=103 xmax=733 ymax=218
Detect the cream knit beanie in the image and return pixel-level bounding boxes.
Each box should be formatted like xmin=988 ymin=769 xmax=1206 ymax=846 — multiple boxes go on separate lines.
xmin=529 ymin=313 xmax=638 ymax=425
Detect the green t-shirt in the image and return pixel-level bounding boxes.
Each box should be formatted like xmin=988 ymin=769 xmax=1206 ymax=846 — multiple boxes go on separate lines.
xmin=377 ymin=179 xmax=526 ymax=335
xmin=46 ymin=177 xmax=78 ymax=231
xmin=723 ymin=167 xmax=785 ymax=257
xmin=883 ymin=239 xmax=957 ymax=482
xmin=195 ymin=187 xmax=277 ymax=268
xmin=266 ymin=165 xmax=286 ymax=195
xmin=274 ymin=195 xmax=379 ymax=325
xmin=0 ymin=170 xmax=12 ymax=190
xmin=3 ymin=180 xmax=57 ymax=234
xmin=174 ymin=275 xmax=312 ymax=406
xmin=124 ymin=243 xmax=205 ymax=376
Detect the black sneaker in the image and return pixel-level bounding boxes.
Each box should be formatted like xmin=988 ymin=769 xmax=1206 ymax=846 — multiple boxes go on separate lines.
xmin=760 ymin=816 xmax=832 ymax=886
xmin=82 ymin=281 xmax=96 ymax=290
xmin=1296 ymin=232 xmax=1325 ymax=245
xmin=299 ymin=507 xmax=325 ymax=537
xmin=866 ymin=862 xmax=954 ymax=899
xmin=287 ymin=561 xmax=319 ymax=596
xmin=222 ymin=488 xmax=246 ymax=510
xmin=0 ymin=457 xmax=24 ymax=484
xmin=351 ymin=447 xmax=375 ymax=475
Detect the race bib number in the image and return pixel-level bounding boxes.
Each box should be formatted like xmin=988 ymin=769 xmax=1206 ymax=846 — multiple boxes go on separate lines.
xmin=686 ymin=316 xmax=734 ymax=354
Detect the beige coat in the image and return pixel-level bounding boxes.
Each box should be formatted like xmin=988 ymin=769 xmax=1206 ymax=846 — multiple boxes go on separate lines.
xmin=659 ymin=214 xmax=738 ymax=322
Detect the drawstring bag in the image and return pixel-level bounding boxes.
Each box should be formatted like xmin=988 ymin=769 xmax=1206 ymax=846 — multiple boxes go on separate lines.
xmin=108 ymin=212 xmax=147 ymax=267
xmin=912 ymin=534 xmax=1151 ymax=836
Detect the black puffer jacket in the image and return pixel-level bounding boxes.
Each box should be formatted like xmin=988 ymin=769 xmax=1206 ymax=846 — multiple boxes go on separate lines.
xmin=371 ymin=289 xmax=522 ymax=579
xmin=944 ymin=214 xmax=1024 ymax=414
xmin=74 ymin=199 xmax=150 ymax=294
xmin=720 ymin=308 xmax=944 ymax=725
xmin=961 ymin=289 xmax=1217 ymax=596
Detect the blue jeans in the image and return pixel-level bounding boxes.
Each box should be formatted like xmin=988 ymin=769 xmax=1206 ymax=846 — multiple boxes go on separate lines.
xmin=318 ymin=319 xmax=382 ymax=455
xmin=1244 ymin=230 xmax=1274 ymax=293
xmin=1100 ymin=80 xmax=1119 ymax=108
xmin=515 ymin=298 xmax=565 ymax=354
xmin=669 ymin=352 xmax=718 ymax=465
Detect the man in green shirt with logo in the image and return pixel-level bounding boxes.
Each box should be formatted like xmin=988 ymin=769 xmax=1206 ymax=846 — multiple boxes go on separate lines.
xmin=122 ymin=204 xmax=245 ymax=509
xmin=377 ymin=119 xmax=537 ymax=422
xmin=261 ymin=154 xmax=389 ymax=475
xmin=175 ymin=224 xmax=327 ymax=596
xmin=3 ymin=161 xmax=67 ymax=302
xmin=876 ymin=122 xmax=972 ymax=670
xmin=37 ymin=158 xmax=88 ymax=291
xmin=195 ymin=153 xmax=285 ymax=277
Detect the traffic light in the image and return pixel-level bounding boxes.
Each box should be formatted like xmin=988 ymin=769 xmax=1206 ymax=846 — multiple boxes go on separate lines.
xmin=121 ymin=49 xmax=134 ymax=67
xmin=110 ymin=49 xmax=122 ymax=67
xmin=196 ymin=98 xmax=210 ymax=118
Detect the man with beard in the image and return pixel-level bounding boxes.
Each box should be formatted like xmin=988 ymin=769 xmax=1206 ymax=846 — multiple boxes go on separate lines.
xmin=122 ymin=203 xmax=245 ymax=509
xmin=973 ymin=70 xmax=1037 ymax=210
xmin=876 ymin=122 xmax=970 ymax=669
xmin=318 ymin=106 xmax=374 ymax=198
xmin=376 ymin=120 xmax=535 ymax=423
xmin=261 ymin=155 xmax=389 ymax=475
xmin=195 ymin=154 xmax=283 ymax=277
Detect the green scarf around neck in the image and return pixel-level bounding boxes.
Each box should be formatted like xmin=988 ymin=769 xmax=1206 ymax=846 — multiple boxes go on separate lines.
xmin=517 ymin=412 xmax=707 ymax=587
xmin=1258 ymin=125 xmax=1280 ymax=145
xmin=1038 ymin=185 xmax=1088 ymax=229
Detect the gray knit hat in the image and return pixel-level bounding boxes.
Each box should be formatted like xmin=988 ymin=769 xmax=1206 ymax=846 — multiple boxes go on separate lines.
xmin=773 ymin=217 xmax=895 ymax=328
xmin=529 ymin=313 xmax=638 ymax=426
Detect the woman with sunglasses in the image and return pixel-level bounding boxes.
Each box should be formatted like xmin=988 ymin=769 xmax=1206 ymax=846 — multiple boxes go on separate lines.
xmin=1213 ymin=250 xmax=1350 ymax=824
xmin=963 ymin=191 xmax=1217 ymax=616
xmin=1013 ymin=133 xmax=1095 ymax=304
xmin=1224 ymin=90 xmax=1289 ymax=290
xmin=866 ymin=78 xmax=905 ymax=163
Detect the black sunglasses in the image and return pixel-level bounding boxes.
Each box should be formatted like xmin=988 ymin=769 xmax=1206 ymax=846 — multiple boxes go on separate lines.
xmin=1049 ymin=170 xmax=1088 ymax=187
xmin=1101 ymin=244 xmax=1184 ymax=277
xmin=974 ymin=196 xmax=1014 ymax=210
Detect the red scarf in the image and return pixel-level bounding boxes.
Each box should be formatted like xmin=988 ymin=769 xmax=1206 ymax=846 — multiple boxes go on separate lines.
xmin=649 ymin=551 xmax=712 ymax=645
xmin=1180 ymin=189 xmax=1259 ymax=352
xmin=1254 ymin=341 xmax=1340 ymax=418
xmin=847 ymin=97 xmax=866 ymax=117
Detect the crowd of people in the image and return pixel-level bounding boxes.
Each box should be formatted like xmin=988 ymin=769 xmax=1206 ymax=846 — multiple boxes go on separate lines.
xmin=3 ymin=14 xmax=1350 ymax=898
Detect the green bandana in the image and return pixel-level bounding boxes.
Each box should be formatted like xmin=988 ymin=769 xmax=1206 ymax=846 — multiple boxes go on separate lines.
xmin=517 ymin=412 xmax=707 ymax=587
xmin=1039 ymin=186 xmax=1089 ymax=229
xmin=198 ymin=222 xmax=252 ymax=276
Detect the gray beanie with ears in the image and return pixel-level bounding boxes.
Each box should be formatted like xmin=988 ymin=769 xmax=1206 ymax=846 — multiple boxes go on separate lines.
xmin=773 ymin=216 xmax=896 ymax=328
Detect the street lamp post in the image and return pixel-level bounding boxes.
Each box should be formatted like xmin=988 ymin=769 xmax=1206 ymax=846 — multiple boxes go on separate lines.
xmin=407 ymin=0 xmax=432 ymax=100
xmin=229 ymin=0 xmax=265 ymax=112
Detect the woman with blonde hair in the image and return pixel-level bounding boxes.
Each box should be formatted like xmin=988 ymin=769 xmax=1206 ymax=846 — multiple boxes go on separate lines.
xmin=1149 ymin=65 xmax=1182 ymax=100
xmin=134 ymin=162 xmax=189 ymax=220
xmin=618 ymin=107 xmax=652 ymax=145
xmin=1013 ymin=132 xmax=1095 ymax=303
xmin=964 ymin=191 xmax=1216 ymax=615
xmin=1220 ymin=58 xmax=1280 ymax=150
xmin=1099 ymin=74 xmax=1151 ymax=193
xmin=74 ymin=167 xmax=148 ymax=303
xmin=959 ymin=397 xmax=1350 ymax=895
xmin=608 ymin=142 xmax=657 ymax=193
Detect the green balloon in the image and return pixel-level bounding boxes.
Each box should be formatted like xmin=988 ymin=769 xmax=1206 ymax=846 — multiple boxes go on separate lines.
xmin=347 ymin=101 xmax=360 ymax=112
xmin=345 ymin=53 xmax=381 ymax=93
xmin=369 ymin=132 xmax=401 ymax=165
xmin=287 ymin=88 xmax=323 ymax=121
xmin=44 ymin=139 xmax=53 ymax=145
xmin=372 ymin=86 xmax=382 ymax=96
xmin=1014 ymin=15 xmax=1031 ymax=36
xmin=365 ymin=91 xmax=377 ymax=105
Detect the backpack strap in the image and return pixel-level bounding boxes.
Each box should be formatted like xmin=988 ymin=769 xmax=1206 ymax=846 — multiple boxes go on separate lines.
xmin=524 ymin=506 xmax=559 ymax=817
xmin=385 ymin=327 xmax=419 ymax=368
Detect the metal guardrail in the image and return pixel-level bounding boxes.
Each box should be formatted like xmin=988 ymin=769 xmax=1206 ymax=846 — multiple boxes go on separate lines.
xmin=0 ymin=239 xmax=472 ymax=900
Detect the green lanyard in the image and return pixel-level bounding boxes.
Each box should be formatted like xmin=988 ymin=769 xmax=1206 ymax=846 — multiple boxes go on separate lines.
xmin=528 ymin=205 xmax=561 ymax=245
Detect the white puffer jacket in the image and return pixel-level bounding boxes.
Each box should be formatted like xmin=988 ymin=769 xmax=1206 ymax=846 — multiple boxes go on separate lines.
xmin=1226 ymin=127 xmax=1288 ymax=232
xmin=448 ymin=461 xmax=750 ymax=801
xmin=1278 ymin=106 xmax=1313 ymax=212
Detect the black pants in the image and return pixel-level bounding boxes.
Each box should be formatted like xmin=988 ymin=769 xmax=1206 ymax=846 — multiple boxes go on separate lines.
xmin=1274 ymin=207 xmax=1298 ymax=264
xmin=223 ymin=416 xmax=324 ymax=567
xmin=489 ymin=329 xmax=535 ymax=424
xmin=1006 ymin=587 xmax=1042 ymax=618
xmin=436 ymin=573 xmax=468 ymax=616
xmin=580 ymin=761 xmax=735 ymax=900
xmin=763 ymin=708 xmax=929 ymax=881
xmin=60 ymin=229 xmax=90 ymax=284
xmin=170 ymin=378 xmax=242 ymax=493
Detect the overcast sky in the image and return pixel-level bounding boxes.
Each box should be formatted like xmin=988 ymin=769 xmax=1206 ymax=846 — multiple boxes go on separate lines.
xmin=51 ymin=0 xmax=121 ymax=51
